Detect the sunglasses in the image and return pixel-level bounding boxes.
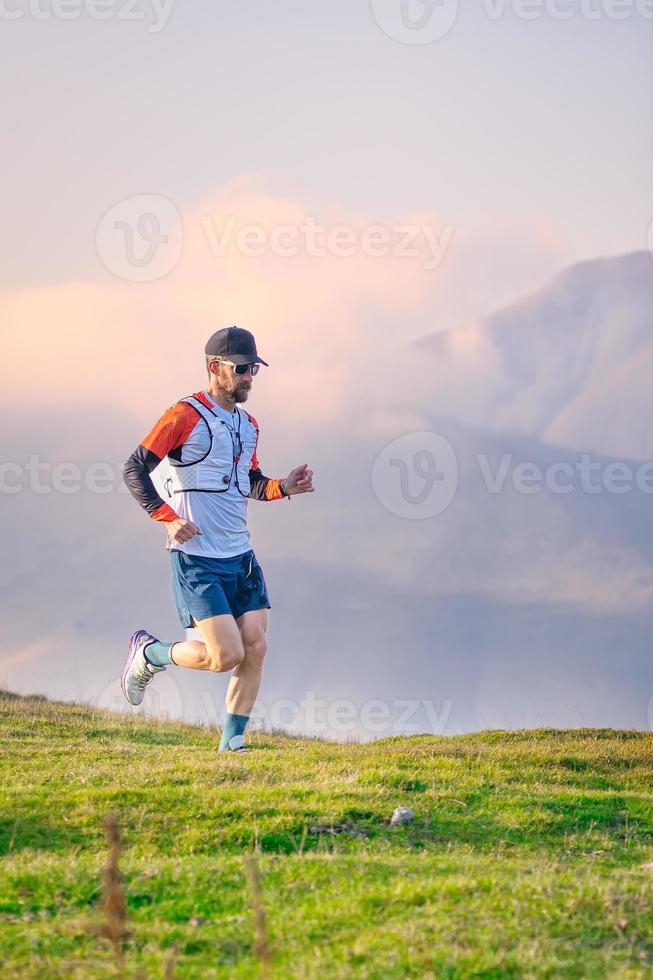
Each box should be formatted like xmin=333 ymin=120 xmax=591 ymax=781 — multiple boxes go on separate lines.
xmin=213 ymin=358 xmax=261 ymax=376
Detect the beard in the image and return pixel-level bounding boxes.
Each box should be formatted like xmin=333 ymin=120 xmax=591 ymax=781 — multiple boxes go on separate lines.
xmin=214 ymin=377 xmax=250 ymax=404
xmin=233 ymin=385 xmax=250 ymax=403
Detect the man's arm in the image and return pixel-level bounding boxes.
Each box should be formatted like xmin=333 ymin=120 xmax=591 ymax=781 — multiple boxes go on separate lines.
xmin=123 ymin=401 xmax=201 ymax=522
xmin=248 ymin=468 xmax=290 ymax=501
xmin=123 ymin=444 xmax=178 ymax=522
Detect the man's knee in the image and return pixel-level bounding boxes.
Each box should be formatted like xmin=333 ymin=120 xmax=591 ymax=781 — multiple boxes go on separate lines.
xmin=242 ymin=632 xmax=268 ymax=671
xmin=204 ymin=641 xmax=245 ymax=673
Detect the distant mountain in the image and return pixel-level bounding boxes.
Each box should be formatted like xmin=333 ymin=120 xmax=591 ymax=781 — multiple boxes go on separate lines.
xmin=4 ymin=410 xmax=652 ymax=737
xmin=2 ymin=252 xmax=651 ymax=737
xmin=416 ymin=251 xmax=653 ymax=460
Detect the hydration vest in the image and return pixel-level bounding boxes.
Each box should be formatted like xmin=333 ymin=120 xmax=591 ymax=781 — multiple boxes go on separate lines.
xmin=166 ymin=395 xmax=258 ymax=497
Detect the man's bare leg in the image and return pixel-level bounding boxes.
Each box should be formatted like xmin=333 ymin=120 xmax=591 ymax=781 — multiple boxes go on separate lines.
xmin=167 ymin=608 xmax=268 ymax=749
xmin=216 ymin=607 xmax=268 ymax=750
xmin=124 ymin=610 xmax=267 ymax=749
xmin=225 ymin=608 xmax=269 ymax=716
xmin=169 ymin=613 xmax=245 ymax=673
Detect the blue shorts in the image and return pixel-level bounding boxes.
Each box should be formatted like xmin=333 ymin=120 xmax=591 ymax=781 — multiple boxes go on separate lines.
xmin=170 ymin=549 xmax=271 ymax=628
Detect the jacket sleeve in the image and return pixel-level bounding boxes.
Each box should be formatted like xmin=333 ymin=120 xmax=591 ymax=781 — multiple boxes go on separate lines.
xmin=248 ymin=468 xmax=290 ymax=501
xmin=246 ymin=414 xmax=290 ymax=502
xmin=123 ymin=402 xmax=201 ymax=522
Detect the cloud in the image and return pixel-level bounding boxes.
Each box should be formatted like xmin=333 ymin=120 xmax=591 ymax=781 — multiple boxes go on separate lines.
xmin=13 ymin=179 xmax=638 ymax=734
xmin=0 ymin=178 xmax=566 ymax=439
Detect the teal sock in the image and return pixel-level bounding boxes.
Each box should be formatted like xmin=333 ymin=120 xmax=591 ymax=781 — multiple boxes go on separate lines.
xmin=219 ymin=712 xmax=250 ymax=751
xmin=143 ymin=640 xmax=177 ymax=667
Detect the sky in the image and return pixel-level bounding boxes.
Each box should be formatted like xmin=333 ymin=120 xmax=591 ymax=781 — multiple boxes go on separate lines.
xmin=0 ymin=0 xmax=650 ymax=292
xmin=0 ymin=0 xmax=651 ymax=738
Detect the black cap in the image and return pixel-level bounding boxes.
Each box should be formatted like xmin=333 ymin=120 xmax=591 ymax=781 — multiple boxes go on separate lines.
xmin=205 ymin=326 xmax=269 ymax=367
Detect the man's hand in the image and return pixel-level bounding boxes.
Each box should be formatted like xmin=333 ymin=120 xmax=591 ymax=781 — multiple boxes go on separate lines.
xmin=282 ymin=463 xmax=315 ymax=496
xmin=166 ymin=517 xmax=202 ymax=544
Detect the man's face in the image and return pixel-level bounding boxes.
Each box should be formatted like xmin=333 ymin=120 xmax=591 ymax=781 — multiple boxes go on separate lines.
xmin=211 ymin=359 xmax=254 ymax=402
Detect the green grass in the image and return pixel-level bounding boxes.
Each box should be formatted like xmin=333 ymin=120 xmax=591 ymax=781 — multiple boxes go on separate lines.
xmin=1 ymin=692 xmax=652 ymax=978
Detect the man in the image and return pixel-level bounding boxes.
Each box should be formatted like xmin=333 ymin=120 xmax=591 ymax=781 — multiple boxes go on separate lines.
xmin=121 ymin=326 xmax=315 ymax=752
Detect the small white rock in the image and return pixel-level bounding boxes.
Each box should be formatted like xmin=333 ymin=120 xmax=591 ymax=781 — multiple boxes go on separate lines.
xmin=390 ymin=806 xmax=413 ymax=826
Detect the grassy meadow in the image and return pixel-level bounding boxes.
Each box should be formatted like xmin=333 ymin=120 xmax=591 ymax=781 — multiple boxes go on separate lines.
xmin=1 ymin=692 xmax=652 ymax=978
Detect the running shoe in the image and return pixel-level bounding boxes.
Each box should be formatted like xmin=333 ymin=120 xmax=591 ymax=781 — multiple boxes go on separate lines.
xmin=121 ymin=630 xmax=165 ymax=706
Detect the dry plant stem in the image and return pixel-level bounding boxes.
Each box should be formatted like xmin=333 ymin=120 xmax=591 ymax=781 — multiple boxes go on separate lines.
xmin=243 ymin=854 xmax=273 ymax=978
xmin=100 ymin=813 xmax=129 ymax=968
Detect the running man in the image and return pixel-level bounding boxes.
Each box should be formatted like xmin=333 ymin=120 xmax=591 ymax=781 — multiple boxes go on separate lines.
xmin=121 ymin=326 xmax=315 ymax=752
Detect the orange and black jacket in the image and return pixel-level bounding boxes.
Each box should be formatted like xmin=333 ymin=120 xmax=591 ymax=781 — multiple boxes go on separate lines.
xmin=123 ymin=391 xmax=288 ymax=523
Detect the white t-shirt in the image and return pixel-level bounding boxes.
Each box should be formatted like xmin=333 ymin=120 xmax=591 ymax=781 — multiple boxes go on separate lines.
xmin=162 ymin=392 xmax=255 ymax=559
